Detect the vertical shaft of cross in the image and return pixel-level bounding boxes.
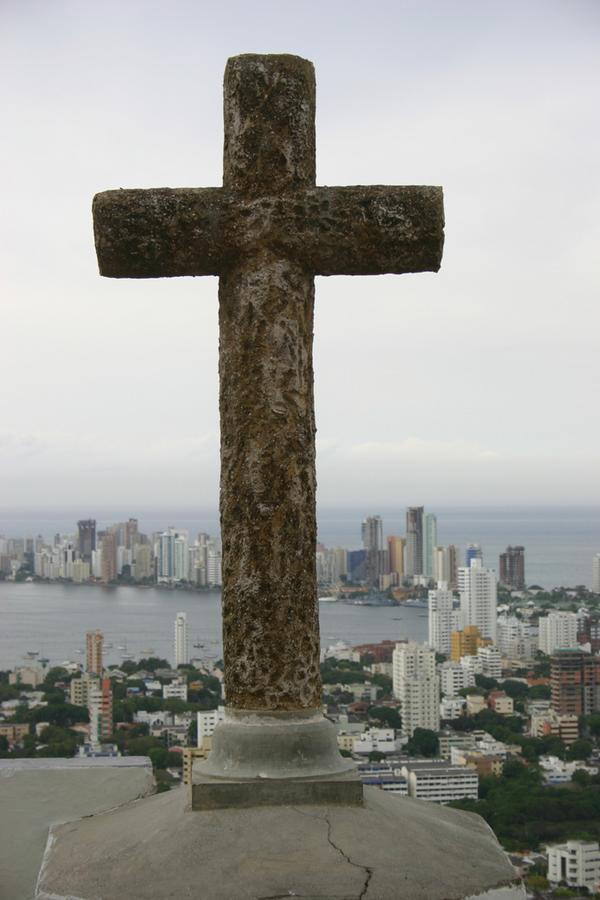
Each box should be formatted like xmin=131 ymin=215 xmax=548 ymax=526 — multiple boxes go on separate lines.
xmin=219 ymin=56 xmax=322 ymax=711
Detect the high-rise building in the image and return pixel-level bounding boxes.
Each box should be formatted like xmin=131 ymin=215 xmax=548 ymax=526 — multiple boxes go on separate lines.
xmin=88 ymin=677 xmax=113 ymax=746
xmin=465 ymin=544 xmax=483 ymax=567
xmin=70 ymin=672 xmax=100 ymax=706
xmin=423 ymin=513 xmax=437 ymax=578
xmin=458 ymin=559 xmax=497 ymax=644
xmin=592 ymin=554 xmax=600 ymax=594
xmin=497 ymin=615 xmax=535 ymax=661
xmin=428 ymin=582 xmax=457 ymax=657
xmin=174 ymin=612 xmax=188 ymax=667
xmin=393 ymin=642 xmax=439 ymax=736
xmin=207 ymin=539 xmax=222 ymax=586
xmin=539 ymin=612 xmax=579 ymax=655
xmin=405 ymin=507 xmax=424 ymax=577
xmin=86 ymin=630 xmax=103 ymax=675
xmin=157 ymin=528 xmax=189 ymax=583
xmin=133 ymin=543 xmax=153 ymax=581
xmin=362 ymin=515 xmax=385 ymax=588
xmin=77 ymin=519 xmax=96 ymax=563
xmin=124 ymin=518 xmax=139 ymax=549
xmin=387 ymin=536 xmax=405 ymax=578
xmin=432 ymin=545 xmax=459 ymax=589
xmin=450 ymin=625 xmax=490 ymax=662
xmin=439 ymin=661 xmax=474 ymax=697
xmin=551 ymin=650 xmax=600 ymax=717
xmin=499 ymin=546 xmax=525 ymax=590
xmin=100 ymin=532 xmax=117 ymax=583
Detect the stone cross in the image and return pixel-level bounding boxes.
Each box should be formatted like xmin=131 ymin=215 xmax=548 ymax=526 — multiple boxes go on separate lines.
xmin=93 ymin=55 xmax=443 ymax=721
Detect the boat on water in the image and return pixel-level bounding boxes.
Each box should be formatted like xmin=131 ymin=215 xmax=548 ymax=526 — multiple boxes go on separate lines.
xmin=25 ymin=650 xmax=39 ymax=659
xmin=318 ymin=596 xmax=337 ymax=602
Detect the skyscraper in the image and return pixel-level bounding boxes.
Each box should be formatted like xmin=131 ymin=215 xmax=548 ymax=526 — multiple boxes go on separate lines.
xmin=100 ymin=532 xmax=117 ymax=583
xmin=499 ymin=546 xmax=526 ymax=590
xmin=77 ymin=519 xmax=96 ymax=563
xmin=174 ymin=612 xmax=188 ymax=667
xmin=551 ymin=651 xmax=600 ymax=717
xmin=593 ymin=554 xmax=600 ymax=594
xmin=85 ymin=630 xmax=103 ymax=675
xmin=157 ymin=528 xmax=189 ymax=583
xmin=405 ymin=506 xmax=424 ymax=577
xmin=423 ymin=513 xmax=437 ymax=578
xmin=465 ymin=544 xmax=483 ymax=567
xmin=392 ymin=642 xmax=439 ymax=735
xmin=428 ymin=582 xmax=457 ymax=656
xmin=458 ymin=559 xmax=497 ymax=644
xmin=387 ymin=536 xmax=405 ymax=578
xmin=361 ymin=515 xmax=385 ymax=588
xmin=88 ymin=677 xmax=113 ymax=746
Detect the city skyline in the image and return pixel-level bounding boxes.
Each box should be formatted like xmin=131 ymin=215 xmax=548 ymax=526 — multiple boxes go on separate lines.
xmin=1 ymin=1 xmax=599 ymax=507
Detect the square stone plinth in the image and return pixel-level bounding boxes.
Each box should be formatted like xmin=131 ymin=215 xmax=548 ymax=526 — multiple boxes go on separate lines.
xmin=191 ymin=770 xmax=364 ymax=810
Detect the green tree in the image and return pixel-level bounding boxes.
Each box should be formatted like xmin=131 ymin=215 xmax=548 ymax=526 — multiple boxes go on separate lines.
xmin=406 ymin=728 xmax=439 ymax=757
xmin=572 ymin=769 xmax=592 ymax=788
xmin=368 ymin=706 xmax=402 ymax=729
xmin=567 ymin=739 xmax=593 ymax=761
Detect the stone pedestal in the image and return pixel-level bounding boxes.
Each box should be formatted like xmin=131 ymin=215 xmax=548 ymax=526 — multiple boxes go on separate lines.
xmin=37 ymin=782 xmax=525 ymax=900
xmin=193 ymin=707 xmax=361 ymax=809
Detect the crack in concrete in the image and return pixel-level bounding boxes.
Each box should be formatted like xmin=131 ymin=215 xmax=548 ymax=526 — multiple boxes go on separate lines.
xmin=290 ymin=808 xmax=373 ymax=899
xmin=323 ymin=814 xmax=374 ymax=900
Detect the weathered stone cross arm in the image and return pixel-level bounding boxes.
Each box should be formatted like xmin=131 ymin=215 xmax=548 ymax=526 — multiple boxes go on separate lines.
xmin=93 ymin=184 xmax=443 ymax=278
xmin=94 ymin=185 xmax=443 ymax=278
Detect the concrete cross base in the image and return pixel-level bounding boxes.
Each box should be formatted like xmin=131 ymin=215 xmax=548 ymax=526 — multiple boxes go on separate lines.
xmin=37 ymin=784 xmax=525 ymax=900
xmin=196 ymin=707 xmax=355 ymax=779
xmin=192 ymin=771 xmax=363 ymax=810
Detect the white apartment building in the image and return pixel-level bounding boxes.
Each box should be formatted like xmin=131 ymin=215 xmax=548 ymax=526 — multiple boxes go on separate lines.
xmin=393 ymin=642 xmax=440 ymax=736
xmin=476 ymin=646 xmax=502 ymax=680
xmin=547 ymin=841 xmax=600 ymax=891
xmin=353 ymin=728 xmax=401 ymax=755
xmin=440 ymin=696 xmax=466 ymax=720
xmin=174 ymin=612 xmax=188 ymax=667
xmin=401 ymin=761 xmax=479 ymax=804
xmin=207 ymin=540 xmax=222 ymax=586
xmin=439 ymin=661 xmax=474 ymax=697
xmin=458 ymin=559 xmax=497 ymax=643
xmin=538 ymin=611 xmax=578 ymax=655
xmin=9 ymin=666 xmax=44 ymax=688
xmin=157 ymin=528 xmax=189 ymax=583
xmin=428 ymin=582 xmax=458 ymax=656
xmin=197 ymin=706 xmax=225 ymax=743
xmin=70 ymin=673 xmax=100 ymax=706
xmin=593 ymin=554 xmax=600 ymax=594
xmin=423 ymin=513 xmax=437 ymax=578
xmin=496 ymin=615 xmax=535 ymax=661
xmin=163 ymin=678 xmax=188 ymax=702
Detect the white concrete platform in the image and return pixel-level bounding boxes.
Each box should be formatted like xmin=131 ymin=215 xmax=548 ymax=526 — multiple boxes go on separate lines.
xmin=0 ymin=757 xmax=153 ymax=900
xmin=36 ymin=780 xmax=524 ymax=899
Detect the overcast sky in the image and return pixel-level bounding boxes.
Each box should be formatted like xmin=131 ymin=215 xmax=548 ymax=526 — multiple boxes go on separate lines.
xmin=1 ymin=0 xmax=599 ymax=509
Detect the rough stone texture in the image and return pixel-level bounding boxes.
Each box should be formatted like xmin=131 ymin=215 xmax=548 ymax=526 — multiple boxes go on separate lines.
xmin=0 ymin=757 xmax=153 ymax=900
xmin=92 ymin=54 xmax=445 ymax=712
xmin=38 ymin=785 xmax=523 ymax=900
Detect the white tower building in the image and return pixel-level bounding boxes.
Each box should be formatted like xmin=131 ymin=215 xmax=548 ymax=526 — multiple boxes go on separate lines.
xmin=458 ymin=559 xmax=497 ymax=644
xmin=393 ymin=642 xmax=440 ymax=736
xmin=174 ymin=612 xmax=188 ymax=667
xmin=423 ymin=513 xmax=438 ymax=578
xmin=428 ymin=582 xmax=458 ymax=656
xmin=538 ymin=611 xmax=579 ymax=655
xmin=593 ymin=554 xmax=600 ymax=594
